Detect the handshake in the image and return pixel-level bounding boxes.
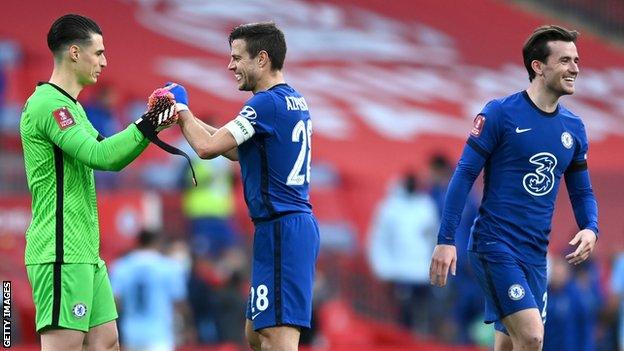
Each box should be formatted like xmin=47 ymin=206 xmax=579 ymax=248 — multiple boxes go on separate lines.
xmin=134 ymin=82 xmax=197 ymax=186
xmin=134 ymin=82 xmax=189 ymax=137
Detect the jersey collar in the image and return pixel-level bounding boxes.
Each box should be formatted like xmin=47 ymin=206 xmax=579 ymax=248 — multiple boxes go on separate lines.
xmin=37 ymin=82 xmax=77 ymax=104
xmin=522 ymin=90 xmax=559 ymax=118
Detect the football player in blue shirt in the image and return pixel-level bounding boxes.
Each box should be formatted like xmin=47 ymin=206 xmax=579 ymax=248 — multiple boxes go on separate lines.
xmin=170 ymin=22 xmax=319 ymax=351
xmin=429 ymin=25 xmax=599 ymax=351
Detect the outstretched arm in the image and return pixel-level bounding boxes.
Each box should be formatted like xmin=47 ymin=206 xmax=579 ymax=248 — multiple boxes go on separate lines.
xmin=163 ymin=82 xmax=240 ymax=161
xmin=193 ymin=117 xmax=239 ymax=161
xmin=54 ymin=124 xmax=149 ymax=171
xmin=178 ymin=110 xmax=240 ymax=160
xmin=44 ymin=89 xmax=177 ymax=172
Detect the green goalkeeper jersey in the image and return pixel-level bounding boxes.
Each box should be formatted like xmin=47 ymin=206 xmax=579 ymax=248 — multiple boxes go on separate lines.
xmin=20 ymin=82 xmax=150 ymax=265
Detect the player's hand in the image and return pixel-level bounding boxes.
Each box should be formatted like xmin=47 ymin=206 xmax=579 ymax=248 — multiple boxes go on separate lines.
xmin=566 ymin=229 xmax=597 ymax=265
xmin=134 ymin=87 xmax=177 ymax=136
xmin=163 ymin=82 xmax=189 ymax=112
xmin=429 ymin=244 xmax=456 ymax=287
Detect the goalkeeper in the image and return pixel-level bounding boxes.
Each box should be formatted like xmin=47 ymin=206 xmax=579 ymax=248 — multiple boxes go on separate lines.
xmin=20 ymin=14 xmax=177 ymax=351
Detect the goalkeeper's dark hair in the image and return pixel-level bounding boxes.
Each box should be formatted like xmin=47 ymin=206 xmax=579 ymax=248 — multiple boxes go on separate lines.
xmin=47 ymin=14 xmax=102 ymax=57
xmin=523 ymin=24 xmax=578 ymax=82
xmin=229 ymin=22 xmax=286 ymax=71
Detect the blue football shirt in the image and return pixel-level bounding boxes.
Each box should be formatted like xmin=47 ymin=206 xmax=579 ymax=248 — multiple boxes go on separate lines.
xmin=235 ymin=83 xmax=313 ymax=221
xmin=466 ymin=91 xmax=590 ymax=264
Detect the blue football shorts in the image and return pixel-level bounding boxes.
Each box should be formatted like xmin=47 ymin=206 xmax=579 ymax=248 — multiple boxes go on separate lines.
xmin=246 ymin=212 xmax=320 ymax=331
xmin=468 ymin=250 xmax=547 ymax=334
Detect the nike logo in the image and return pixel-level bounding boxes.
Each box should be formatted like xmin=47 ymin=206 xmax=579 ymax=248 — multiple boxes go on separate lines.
xmin=251 ymin=312 xmax=262 ymax=320
xmin=515 ymin=127 xmax=532 ymax=133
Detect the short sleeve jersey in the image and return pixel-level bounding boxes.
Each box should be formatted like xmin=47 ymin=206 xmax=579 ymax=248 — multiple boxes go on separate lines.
xmin=467 ymin=91 xmax=589 ymax=265
xmin=236 ymin=84 xmax=313 ymax=221
xmin=21 ymin=83 xmax=102 ymax=264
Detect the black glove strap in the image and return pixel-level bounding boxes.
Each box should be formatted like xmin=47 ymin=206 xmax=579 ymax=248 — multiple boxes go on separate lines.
xmin=137 ymin=122 xmax=197 ymax=187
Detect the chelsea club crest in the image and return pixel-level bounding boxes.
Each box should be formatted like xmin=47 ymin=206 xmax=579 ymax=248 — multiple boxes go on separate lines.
xmin=72 ymin=303 xmax=87 ymax=318
xmin=561 ymin=132 xmax=573 ymax=149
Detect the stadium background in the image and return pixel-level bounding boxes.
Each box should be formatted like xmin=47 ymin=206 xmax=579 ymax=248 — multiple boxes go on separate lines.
xmin=0 ymin=0 xmax=622 ymax=350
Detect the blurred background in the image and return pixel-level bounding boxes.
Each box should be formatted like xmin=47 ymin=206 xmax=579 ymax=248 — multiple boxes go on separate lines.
xmin=1 ymin=0 xmax=623 ymax=350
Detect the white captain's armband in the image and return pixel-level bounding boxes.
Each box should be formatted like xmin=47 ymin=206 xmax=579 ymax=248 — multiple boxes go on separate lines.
xmin=224 ymin=116 xmax=255 ymax=145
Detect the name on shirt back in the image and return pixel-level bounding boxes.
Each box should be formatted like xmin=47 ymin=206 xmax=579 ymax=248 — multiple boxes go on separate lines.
xmin=285 ymin=96 xmax=309 ymax=111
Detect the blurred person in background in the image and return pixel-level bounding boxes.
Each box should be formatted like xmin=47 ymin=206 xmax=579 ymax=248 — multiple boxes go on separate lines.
xmin=367 ymin=171 xmax=439 ymax=335
xmin=20 ymin=14 xmax=176 ymax=351
xmin=170 ymin=22 xmax=321 ymax=351
xmin=83 ymin=84 xmax=119 ymax=137
xmin=84 ymin=85 xmax=121 ymax=189
xmin=543 ymin=255 xmax=604 ymax=351
xmin=611 ymin=250 xmax=624 ymax=351
xmin=0 ymin=38 xmax=21 ymax=132
xmin=186 ymin=248 xmax=248 ymax=345
xmin=430 ymin=25 xmax=599 ymax=351
xmin=110 ymin=229 xmax=192 ymax=351
xmin=572 ymin=258 xmax=605 ymax=351
xmin=186 ymin=253 xmax=220 ymax=344
xmin=542 ymin=255 xmax=582 ymax=351
xmin=178 ymin=137 xmax=241 ymax=259
xmin=428 ymin=154 xmax=482 ymax=344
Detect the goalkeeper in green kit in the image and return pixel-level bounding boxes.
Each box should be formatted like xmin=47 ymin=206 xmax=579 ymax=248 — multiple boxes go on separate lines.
xmin=20 ymin=14 xmax=179 ymax=350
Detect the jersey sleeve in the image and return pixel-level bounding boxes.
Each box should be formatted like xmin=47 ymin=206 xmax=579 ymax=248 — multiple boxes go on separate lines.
xmin=466 ymin=100 xmax=505 ymax=159
xmin=239 ymin=92 xmax=276 ymax=136
xmin=564 ymin=122 xmax=598 ymax=235
xmin=37 ymin=102 xmax=149 ymax=171
xmin=566 ymin=121 xmax=589 ymax=173
xmin=437 ymin=144 xmax=485 ymax=245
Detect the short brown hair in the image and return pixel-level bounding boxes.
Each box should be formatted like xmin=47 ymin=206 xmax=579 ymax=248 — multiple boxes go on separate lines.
xmin=229 ymin=22 xmax=286 ymax=71
xmin=522 ymin=25 xmax=578 ymax=82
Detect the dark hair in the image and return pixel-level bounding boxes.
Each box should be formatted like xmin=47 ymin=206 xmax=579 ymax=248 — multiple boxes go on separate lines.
xmin=137 ymin=229 xmax=160 ymax=248
xmin=522 ymin=25 xmax=579 ymax=82
xmin=47 ymin=14 xmax=102 ymax=56
xmin=403 ymin=172 xmax=419 ymax=195
xmin=429 ymin=154 xmax=451 ymax=171
xmin=229 ymin=22 xmax=286 ymax=71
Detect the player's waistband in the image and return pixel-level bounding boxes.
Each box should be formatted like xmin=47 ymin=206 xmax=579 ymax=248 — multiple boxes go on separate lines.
xmin=252 ymin=210 xmax=309 ymax=224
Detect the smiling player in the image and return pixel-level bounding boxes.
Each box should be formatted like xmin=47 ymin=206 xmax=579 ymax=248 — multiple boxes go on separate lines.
xmin=429 ymin=25 xmax=599 ymax=351
xmin=171 ymin=22 xmax=320 ymax=351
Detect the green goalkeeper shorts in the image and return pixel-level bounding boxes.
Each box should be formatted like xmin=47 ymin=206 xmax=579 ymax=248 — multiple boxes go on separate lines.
xmin=26 ymin=258 xmax=118 ymax=333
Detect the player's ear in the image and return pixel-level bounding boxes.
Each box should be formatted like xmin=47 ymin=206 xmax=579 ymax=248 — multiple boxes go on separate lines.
xmin=531 ymin=59 xmax=543 ymax=77
xmin=69 ymin=44 xmax=80 ymax=62
xmin=257 ymin=50 xmax=269 ymax=69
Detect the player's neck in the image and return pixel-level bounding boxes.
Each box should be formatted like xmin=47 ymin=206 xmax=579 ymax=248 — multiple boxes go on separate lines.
xmin=526 ymin=83 xmax=559 ymax=113
xmin=49 ymin=65 xmax=84 ymax=100
xmin=253 ymin=70 xmax=285 ymax=94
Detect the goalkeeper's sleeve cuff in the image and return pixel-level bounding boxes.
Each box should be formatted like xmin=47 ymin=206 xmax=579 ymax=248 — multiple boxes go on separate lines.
xmin=134 ymin=116 xmax=158 ymax=137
